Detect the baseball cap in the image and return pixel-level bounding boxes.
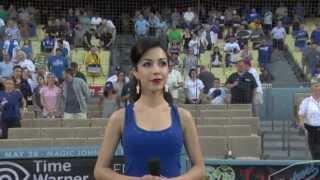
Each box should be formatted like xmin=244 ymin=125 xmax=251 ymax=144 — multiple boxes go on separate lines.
xmin=105 ymin=81 xmax=114 ymax=90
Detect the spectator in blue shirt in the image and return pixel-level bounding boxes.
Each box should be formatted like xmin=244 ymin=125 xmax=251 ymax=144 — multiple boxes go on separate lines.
xmin=21 ymin=39 xmax=33 ymax=60
xmin=246 ymin=8 xmax=260 ymax=23
xmin=0 ymin=54 xmax=14 ymax=79
xmin=135 ymin=15 xmax=149 ymax=39
xmin=258 ymin=40 xmax=272 ymax=70
xmin=0 ymin=78 xmax=25 ymax=139
xmin=41 ymin=33 xmax=55 ymax=53
xmin=294 ymin=24 xmax=309 ymax=51
xmin=311 ymin=24 xmax=320 ymax=46
xmin=47 ymin=48 xmax=69 ymax=82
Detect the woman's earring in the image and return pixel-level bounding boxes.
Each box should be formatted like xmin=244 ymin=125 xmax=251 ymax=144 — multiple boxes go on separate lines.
xmin=136 ymin=84 xmax=140 ymax=94
xmin=165 ymin=85 xmax=169 ymax=92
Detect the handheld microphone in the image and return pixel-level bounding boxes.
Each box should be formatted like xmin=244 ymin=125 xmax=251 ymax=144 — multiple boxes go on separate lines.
xmin=148 ymin=158 xmax=160 ymax=176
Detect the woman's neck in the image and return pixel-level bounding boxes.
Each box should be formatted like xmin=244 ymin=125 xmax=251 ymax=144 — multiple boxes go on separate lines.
xmin=137 ymin=91 xmax=167 ymax=108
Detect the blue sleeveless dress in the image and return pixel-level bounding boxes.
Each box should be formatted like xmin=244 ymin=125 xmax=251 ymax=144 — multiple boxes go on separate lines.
xmin=121 ymin=103 xmax=183 ymax=178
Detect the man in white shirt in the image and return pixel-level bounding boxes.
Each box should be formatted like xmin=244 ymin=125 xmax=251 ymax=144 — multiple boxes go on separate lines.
xmin=91 ymin=15 xmax=102 ymax=26
xmin=166 ymin=62 xmax=183 ymax=102
xmin=207 ymin=78 xmax=225 ymax=105
xmin=264 ymin=10 xmax=273 ymax=34
xmin=106 ymin=66 xmax=129 ymax=85
xmin=183 ymin=7 xmax=195 ymax=27
xmin=184 ymin=68 xmax=204 ymax=104
xmin=298 ymin=81 xmax=320 ymax=159
xmin=224 ymin=37 xmax=240 ymax=67
xmin=188 ymin=35 xmax=201 ymax=57
xmin=271 ymin=21 xmax=286 ymax=50
xmin=244 ymin=60 xmax=263 ymax=116
xmin=16 ymin=50 xmax=35 ymax=73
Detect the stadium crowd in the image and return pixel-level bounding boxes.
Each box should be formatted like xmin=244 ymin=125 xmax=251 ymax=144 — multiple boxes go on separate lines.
xmin=0 ymin=2 xmax=319 ymax=139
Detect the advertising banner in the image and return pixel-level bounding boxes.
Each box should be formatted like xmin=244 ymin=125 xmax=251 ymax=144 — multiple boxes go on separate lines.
xmin=205 ymin=160 xmax=320 ymax=180
xmin=0 ymin=156 xmax=125 ymax=180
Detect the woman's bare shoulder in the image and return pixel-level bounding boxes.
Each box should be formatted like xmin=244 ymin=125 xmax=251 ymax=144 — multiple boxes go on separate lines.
xmin=106 ymin=108 xmax=126 ymax=130
xmin=177 ymin=107 xmax=194 ymax=130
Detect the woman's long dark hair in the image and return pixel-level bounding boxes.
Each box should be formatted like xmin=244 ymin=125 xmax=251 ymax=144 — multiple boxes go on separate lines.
xmin=129 ymin=38 xmax=173 ymax=104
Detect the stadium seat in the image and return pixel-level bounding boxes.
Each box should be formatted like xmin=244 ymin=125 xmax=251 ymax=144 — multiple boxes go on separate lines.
xmin=40 ymin=128 xmax=74 ymax=138
xmin=0 ymin=138 xmax=53 ymax=148
xmin=197 ymin=125 xmax=226 ymax=136
xmin=227 ymin=104 xmax=252 ymax=109
xmin=88 ymin=111 xmax=101 ymax=118
xmin=73 ymin=127 xmax=104 ymax=138
xmin=199 ymin=136 xmax=227 ymax=159
xmin=32 ymin=119 xmax=62 ymax=127
xmin=8 ymin=128 xmax=41 ymax=139
xmin=90 ymin=118 xmax=108 ymax=127
xmin=87 ymin=137 xmax=104 ymax=145
xmin=229 ymin=136 xmax=261 ymax=159
xmin=225 ymin=125 xmax=252 ymax=136
xmin=197 ymin=118 xmax=228 ymax=126
xmin=62 ymin=119 xmax=91 ymax=127
xmin=53 ymin=138 xmax=89 ymax=146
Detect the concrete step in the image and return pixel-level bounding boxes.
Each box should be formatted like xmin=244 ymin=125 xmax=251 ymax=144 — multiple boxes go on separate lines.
xmin=264 ymin=150 xmax=310 ymax=160
xmin=263 ymin=133 xmax=305 ymax=141
xmin=264 ymin=140 xmax=307 ymax=151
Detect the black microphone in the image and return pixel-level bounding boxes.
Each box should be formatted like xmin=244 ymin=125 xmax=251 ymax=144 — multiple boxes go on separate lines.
xmin=148 ymin=158 xmax=160 ymax=176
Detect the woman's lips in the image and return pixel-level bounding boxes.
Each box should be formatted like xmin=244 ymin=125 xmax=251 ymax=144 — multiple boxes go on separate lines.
xmin=151 ymin=79 xmax=162 ymax=84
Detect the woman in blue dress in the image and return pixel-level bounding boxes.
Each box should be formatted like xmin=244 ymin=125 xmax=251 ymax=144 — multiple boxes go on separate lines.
xmin=95 ymin=38 xmax=205 ymax=180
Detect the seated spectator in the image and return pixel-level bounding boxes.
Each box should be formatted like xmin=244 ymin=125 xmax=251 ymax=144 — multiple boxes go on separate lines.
xmin=0 ymin=54 xmax=14 ymax=79
xmin=148 ymin=12 xmax=160 ymax=37
xmin=207 ymin=78 xmax=225 ymax=105
xmin=106 ymin=66 xmax=130 ymax=85
xmin=113 ymin=71 xmax=126 ymax=107
xmin=40 ymin=73 xmax=61 ymax=118
xmin=182 ymin=28 xmax=192 ymax=51
xmin=0 ymin=78 xmax=25 ymax=139
xmin=167 ymin=24 xmax=183 ymax=46
xmin=294 ymin=24 xmax=309 ymax=51
xmin=5 ymin=19 xmax=21 ymax=42
xmin=16 ymin=50 xmax=35 ymax=74
xmin=258 ymin=39 xmax=273 ymax=69
xmin=99 ymin=81 xmax=118 ymax=118
xmin=292 ymin=15 xmax=301 ymax=35
xmin=246 ymin=8 xmax=260 ymax=24
xmin=47 ymin=48 xmax=69 ymax=82
xmin=70 ymin=62 xmax=86 ymax=83
xmin=313 ymin=64 xmax=320 ymax=78
xmin=211 ymin=46 xmax=222 ymax=67
xmin=134 ymin=14 xmax=149 ymax=39
xmin=12 ymin=65 xmax=32 ymax=105
xmin=91 ymin=13 xmax=102 ymax=27
xmin=183 ymin=48 xmax=197 ymax=74
xmin=183 ymin=7 xmax=195 ymax=29
xmin=224 ymin=37 xmax=240 ymax=67
xmin=62 ymin=68 xmax=89 ymax=119
xmin=2 ymin=35 xmax=19 ymax=59
xmin=32 ymin=75 xmax=44 ymax=118
xmin=83 ymin=28 xmax=97 ymax=50
xmin=226 ymin=60 xmax=257 ymax=104
xmin=311 ymin=23 xmax=320 ymax=46
xmin=120 ymin=68 xmax=134 ymax=106
xmin=66 ymin=8 xmax=78 ymax=29
xmin=166 ymin=61 xmax=183 ymax=103
xmin=21 ymin=39 xmax=33 ymax=59
xmin=260 ymin=66 xmax=274 ymax=83
xmin=184 ymin=68 xmax=204 ymax=104
xmin=275 ymin=3 xmax=288 ymax=21
xmin=41 ymin=33 xmax=55 ymax=53
xmin=171 ymin=8 xmax=181 ymax=27
xmin=98 ymin=19 xmax=116 ymax=49
xmin=303 ymin=42 xmax=320 ymax=76
xmin=251 ymin=25 xmax=265 ymax=49
xmin=85 ymin=46 xmax=102 ymax=76
xmin=54 ymin=38 xmax=71 ymax=57
xmin=168 ymin=42 xmax=181 ymax=66
xmin=235 ymin=25 xmax=251 ymax=49
xmin=198 ymin=65 xmax=215 ymax=94
xmin=188 ymin=33 xmax=201 ymax=57
xmin=22 ymin=68 xmax=37 ymax=93
xmin=73 ymin=24 xmax=86 ymax=48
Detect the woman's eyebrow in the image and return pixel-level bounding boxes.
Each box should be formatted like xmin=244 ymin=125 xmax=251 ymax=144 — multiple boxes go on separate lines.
xmin=141 ymin=58 xmax=167 ymax=61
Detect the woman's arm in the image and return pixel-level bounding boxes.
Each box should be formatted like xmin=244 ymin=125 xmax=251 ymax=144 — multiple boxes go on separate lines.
xmin=175 ymin=108 xmax=206 ymax=180
xmin=94 ymin=109 xmax=138 ymax=180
